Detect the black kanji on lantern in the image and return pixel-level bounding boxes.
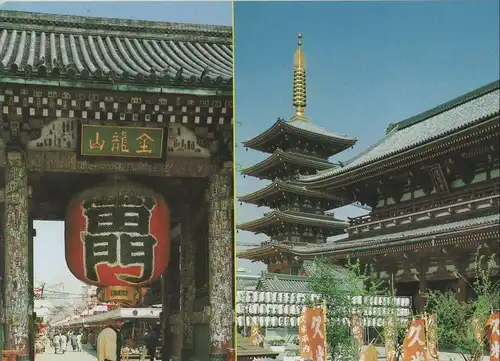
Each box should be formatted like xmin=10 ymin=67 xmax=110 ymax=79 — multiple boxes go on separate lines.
xmin=82 ymin=195 xmax=158 ymax=284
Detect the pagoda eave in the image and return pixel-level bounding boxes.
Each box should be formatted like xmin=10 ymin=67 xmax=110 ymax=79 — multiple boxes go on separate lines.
xmin=242 ymin=119 xmax=357 ymax=155
xmin=236 ymin=210 xmax=348 ymax=233
xmin=237 ymin=179 xmax=342 ymax=205
xmin=240 ymin=150 xmax=335 ymax=179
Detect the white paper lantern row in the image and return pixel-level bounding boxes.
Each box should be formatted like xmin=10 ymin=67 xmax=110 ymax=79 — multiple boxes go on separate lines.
xmin=236 ymin=303 xmax=309 ymax=316
xmin=349 ymin=307 xmax=411 ymax=317
xmin=237 ymin=302 xmax=412 ymax=318
xmin=236 ymin=315 xmax=411 ymax=328
xmin=351 ymin=296 xmax=412 ymax=308
xmin=236 ymin=315 xmax=302 ymax=327
xmin=362 ymin=317 xmax=411 ymax=327
xmin=236 ymin=291 xmax=322 ymax=304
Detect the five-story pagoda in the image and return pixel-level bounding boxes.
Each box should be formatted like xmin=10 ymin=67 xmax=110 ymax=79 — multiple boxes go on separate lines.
xmin=237 ymin=34 xmax=357 ymax=274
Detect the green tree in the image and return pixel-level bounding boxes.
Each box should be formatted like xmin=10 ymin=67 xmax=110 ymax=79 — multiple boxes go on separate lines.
xmin=307 ymin=258 xmax=389 ymax=361
xmin=424 ymin=249 xmax=499 ymax=361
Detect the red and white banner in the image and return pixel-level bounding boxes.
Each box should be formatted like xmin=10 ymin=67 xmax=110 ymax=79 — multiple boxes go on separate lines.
xmin=403 ymin=319 xmax=428 ymax=361
xmin=305 ymin=307 xmax=327 ymax=361
xmin=486 ymin=312 xmax=500 ymax=361
xmin=298 ymin=311 xmax=313 ymax=359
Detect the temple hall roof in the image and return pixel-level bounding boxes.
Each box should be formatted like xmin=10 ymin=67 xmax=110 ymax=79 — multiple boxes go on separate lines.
xmin=0 ymin=10 xmax=232 ymax=88
xmin=300 ymin=80 xmax=500 ymax=184
xmin=256 ymin=273 xmax=311 ymax=293
xmin=237 ymin=213 xmax=499 ymax=258
xmin=237 ymin=210 xmax=348 ymax=233
xmin=240 ymin=149 xmax=336 ymax=180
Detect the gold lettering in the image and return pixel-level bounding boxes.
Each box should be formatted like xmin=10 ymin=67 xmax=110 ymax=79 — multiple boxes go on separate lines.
xmin=121 ymin=131 xmax=130 ymax=153
xmin=111 ymin=131 xmax=130 ymax=153
xmin=111 ymin=132 xmax=120 ymax=152
xmin=136 ymin=133 xmax=154 ymax=154
xmin=88 ymin=132 xmax=105 ymax=151
xmin=111 ymin=290 xmax=128 ymax=297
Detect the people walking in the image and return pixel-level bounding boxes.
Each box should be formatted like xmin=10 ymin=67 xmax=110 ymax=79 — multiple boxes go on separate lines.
xmin=53 ymin=332 xmax=61 ymax=354
xmin=76 ymin=332 xmax=83 ymax=352
xmin=71 ymin=332 xmax=77 ymax=351
xmin=144 ymin=327 xmax=159 ymax=361
xmin=59 ymin=332 xmax=67 ymax=354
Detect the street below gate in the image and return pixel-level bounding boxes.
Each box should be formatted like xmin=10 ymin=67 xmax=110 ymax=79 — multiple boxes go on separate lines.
xmin=35 ymin=346 xmax=97 ymax=361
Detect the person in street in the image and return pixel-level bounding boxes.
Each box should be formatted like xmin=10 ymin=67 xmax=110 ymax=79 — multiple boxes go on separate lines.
xmin=53 ymin=332 xmax=60 ymax=354
xmin=144 ymin=326 xmax=159 ymax=361
xmin=96 ymin=323 xmax=123 ymax=361
xmin=59 ymin=332 xmax=67 ymax=354
xmin=71 ymin=332 xmax=77 ymax=351
xmin=76 ymin=332 xmax=83 ymax=352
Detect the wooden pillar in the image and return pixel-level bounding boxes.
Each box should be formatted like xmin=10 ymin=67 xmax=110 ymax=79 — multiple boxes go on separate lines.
xmin=417 ymin=262 xmax=427 ymax=312
xmin=180 ymin=204 xmax=196 ymax=359
xmin=3 ymin=151 xmax=30 ymax=360
xmin=386 ymin=262 xmax=398 ymax=294
xmin=28 ymin=215 xmax=35 ymax=361
xmin=455 ymin=257 xmax=468 ymax=302
xmin=0 ymin=211 xmax=4 ymax=353
xmin=207 ymin=167 xmax=234 ymax=361
xmin=162 ymin=229 xmax=181 ymax=361
xmin=160 ymin=270 xmax=171 ymax=361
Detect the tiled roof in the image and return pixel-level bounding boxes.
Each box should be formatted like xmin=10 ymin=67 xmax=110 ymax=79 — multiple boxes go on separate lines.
xmin=256 ymin=273 xmax=311 ymax=293
xmin=286 ymin=118 xmax=356 ymax=142
xmin=0 ymin=10 xmax=232 ymax=87
xmin=238 ymin=179 xmax=341 ymax=204
xmin=237 ymin=210 xmax=347 ymax=233
xmin=241 ymin=149 xmax=336 ymax=179
xmin=242 ymin=118 xmax=357 ymax=155
xmin=237 ymin=213 xmax=499 ymax=257
xmin=300 ymin=80 xmax=500 ymax=182
xmin=237 ymin=276 xmax=260 ymax=291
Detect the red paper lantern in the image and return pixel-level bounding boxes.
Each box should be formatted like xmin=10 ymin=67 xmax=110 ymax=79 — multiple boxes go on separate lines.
xmin=65 ymin=179 xmax=170 ymax=287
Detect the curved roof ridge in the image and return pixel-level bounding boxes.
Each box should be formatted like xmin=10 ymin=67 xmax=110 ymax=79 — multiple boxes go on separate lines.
xmin=300 ymin=84 xmax=500 ymax=183
xmin=386 ymin=79 xmax=499 ymax=134
xmin=285 ymin=118 xmax=357 ymax=142
xmin=0 ymin=10 xmax=232 ymax=39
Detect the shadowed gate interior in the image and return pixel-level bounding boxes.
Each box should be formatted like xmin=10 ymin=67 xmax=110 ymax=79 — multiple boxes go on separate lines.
xmin=1 ymin=171 xmax=212 ymax=359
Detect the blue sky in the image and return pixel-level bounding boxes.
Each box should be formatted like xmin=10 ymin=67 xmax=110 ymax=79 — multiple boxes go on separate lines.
xmin=234 ymin=1 xmax=500 ymax=273
xmin=0 ymin=1 xmax=231 ymax=296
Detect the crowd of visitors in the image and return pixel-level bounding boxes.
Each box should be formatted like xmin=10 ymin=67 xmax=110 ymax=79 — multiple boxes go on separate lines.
xmin=47 ymin=329 xmax=83 ymax=353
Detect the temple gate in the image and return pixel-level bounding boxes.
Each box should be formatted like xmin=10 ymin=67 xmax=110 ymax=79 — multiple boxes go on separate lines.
xmin=0 ymin=10 xmax=234 ymax=361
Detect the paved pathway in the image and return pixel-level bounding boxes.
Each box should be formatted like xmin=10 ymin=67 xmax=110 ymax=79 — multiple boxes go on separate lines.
xmin=35 ymin=345 xmax=97 ymax=361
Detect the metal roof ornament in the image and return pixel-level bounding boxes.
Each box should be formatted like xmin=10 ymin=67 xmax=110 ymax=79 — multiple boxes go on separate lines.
xmin=292 ymin=33 xmax=309 ymax=121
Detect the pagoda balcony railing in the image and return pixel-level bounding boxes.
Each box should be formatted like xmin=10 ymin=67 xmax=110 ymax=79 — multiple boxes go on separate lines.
xmin=348 ymin=182 xmax=499 ymax=235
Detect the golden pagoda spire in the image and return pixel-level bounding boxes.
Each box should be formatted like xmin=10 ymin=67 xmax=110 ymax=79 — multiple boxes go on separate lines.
xmin=292 ymin=33 xmax=308 ymax=120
